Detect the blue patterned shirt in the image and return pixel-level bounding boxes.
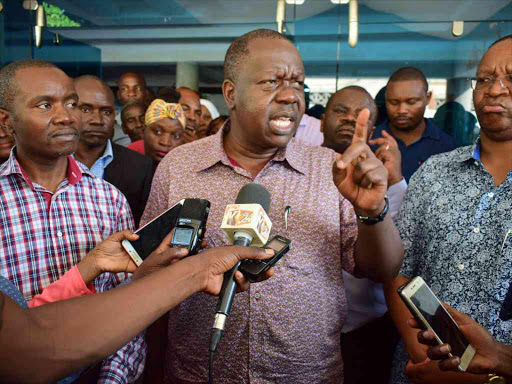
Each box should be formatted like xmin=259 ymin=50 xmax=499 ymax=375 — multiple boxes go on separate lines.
xmin=390 ymin=139 xmax=512 ymax=383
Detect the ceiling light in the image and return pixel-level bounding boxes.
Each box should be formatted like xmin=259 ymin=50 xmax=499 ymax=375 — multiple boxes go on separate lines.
xmin=331 ymin=0 xmax=350 ymax=4
xmin=286 ymin=0 xmax=305 ymax=4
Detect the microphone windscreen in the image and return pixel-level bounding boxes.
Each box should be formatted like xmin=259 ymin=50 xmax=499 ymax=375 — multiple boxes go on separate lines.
xmin=235 ymin=183 xmax=271 ymax=214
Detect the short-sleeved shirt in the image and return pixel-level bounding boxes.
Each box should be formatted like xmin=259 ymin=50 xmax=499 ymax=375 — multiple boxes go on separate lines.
xmin=0 ymin=150 xmax=145 ymax=384
xmin=141 ymin=121 xmax=358 ymax=384
xmin=372 ymin=118 xmax=457 ymax=182
xmin=390 ymin=139 xmax=512 ymax=383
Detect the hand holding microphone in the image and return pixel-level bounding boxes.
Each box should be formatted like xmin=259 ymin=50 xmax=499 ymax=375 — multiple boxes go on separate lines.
xmin=210 ymin=183 xmax=272 ymax=355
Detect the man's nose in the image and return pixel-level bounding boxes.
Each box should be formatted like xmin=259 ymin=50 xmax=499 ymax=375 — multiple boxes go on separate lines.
xmin=53 ymin=104 xmax=74 ymax=125
xmin=89 ymin=110 xmax=104 ymax=125
xmin=159 ymin=133 xmax=173 ymax=147
xmin=275 ymin=84 xmax=298 ymax=104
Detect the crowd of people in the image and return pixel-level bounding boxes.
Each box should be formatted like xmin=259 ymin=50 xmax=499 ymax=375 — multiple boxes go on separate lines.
xmin=0 ymin=27 xmax=511 ymax=384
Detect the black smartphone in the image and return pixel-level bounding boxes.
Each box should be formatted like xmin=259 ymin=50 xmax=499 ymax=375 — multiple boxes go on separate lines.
xmin=122 ymin=199 xmax=184 ymax=266
xmin=398 ymin=276 xmax=476 ymax=372
xmin=239 ymin=235 xmax=291 ymax=282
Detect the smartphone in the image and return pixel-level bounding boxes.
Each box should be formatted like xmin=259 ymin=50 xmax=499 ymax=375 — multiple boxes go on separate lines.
xmin=239 ymin=235 xmax=291 ymax=282
xmin=398 ymin=276 xmax=476 ymax=372
xmin=122 ymin=199 xmax=185 ymax=266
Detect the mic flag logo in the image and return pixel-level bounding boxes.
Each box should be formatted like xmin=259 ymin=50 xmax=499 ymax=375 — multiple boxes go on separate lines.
xmin=221 ymin=204 xmax=272 ymax=246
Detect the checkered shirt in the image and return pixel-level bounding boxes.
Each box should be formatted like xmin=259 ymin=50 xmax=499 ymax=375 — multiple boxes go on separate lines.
xmin=0 ymin=151 xmax=145 ymax=384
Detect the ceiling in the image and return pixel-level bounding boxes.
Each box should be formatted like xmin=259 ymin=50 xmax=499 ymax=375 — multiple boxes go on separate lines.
xmin=44 ymin=0 xmax=512 ymax=87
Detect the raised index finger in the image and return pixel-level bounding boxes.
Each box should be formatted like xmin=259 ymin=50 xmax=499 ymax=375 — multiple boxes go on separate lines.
xmin=352 ymin=108 xmax=370 ymax=145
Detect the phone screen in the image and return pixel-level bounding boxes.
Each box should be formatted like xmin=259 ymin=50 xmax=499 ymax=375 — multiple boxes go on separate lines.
xmin=173 ymin=227 xmax=194 ymax=246
xmin=411 ymin=285 xmax=470 ymax=358
xmin=129 ymin=203 xmax=183 ymax=260
xmin=266 ymin=238 xmax=288 ymax=252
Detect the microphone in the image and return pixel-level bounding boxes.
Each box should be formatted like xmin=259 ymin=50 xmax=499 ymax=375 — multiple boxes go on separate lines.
xmin=210 ymin=183 xmax=272 ymax=355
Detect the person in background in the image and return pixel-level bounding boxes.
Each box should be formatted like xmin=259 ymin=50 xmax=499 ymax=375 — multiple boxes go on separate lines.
xmin=207 ymin=115 xmax=228 ymax=136
xmin=128 ymin=98 xmax=185 ymax=167
xmin=373 ymin=67 xmax=456 ymax=182
xmin=199 ymin=99 xmax=220 ymax=139
xmin=294 ymin=84 xmax=324 ymax=145
xmin=433 ymin=100 xmax=479 ymax=147
xmin=385 ymin=36 xmax=512 ymax=384
xmin=0 ymin=60 xmax=145 ymax=384
xmin=321 ymin=85 xmax=405 ymax=384
xmin=120 ymin=101 xmax=146 ymax=143
xmin=177 ymin=87 xmax=202 ymax=143
xmin=73 ymin=75 xmax=153 ymax=227
xmin=0 ymin=229 xmax=275 ymax=383
xmin=113 ymin=72 xmax=147 ymax=147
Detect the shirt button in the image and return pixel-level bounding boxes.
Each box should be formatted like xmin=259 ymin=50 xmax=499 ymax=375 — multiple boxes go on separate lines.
xmin=473 ymin=227 xmax=480 ymax=233
xmin=57 ymin=231 xmax=63 ymax=237
xmin=488 ymin=192 xmax=495 ymax=198
xmin=458 ymin=264 xmax=465 ymax=271
xmin=254 ymin=293 xmax=261 ymax=300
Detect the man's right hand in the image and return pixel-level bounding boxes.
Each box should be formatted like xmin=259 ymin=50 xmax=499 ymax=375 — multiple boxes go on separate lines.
xmin=409 ymin=304 xmax=499 ymax=375
xmin=197 ymin=246 xmax=274 ymax=295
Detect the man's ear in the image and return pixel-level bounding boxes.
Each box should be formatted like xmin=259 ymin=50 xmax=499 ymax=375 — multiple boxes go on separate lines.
xmin=320 ymin=113 xmax=325 ymax=133
xmin=222 ymin=80 xmax=236 ymax=111
xmin=426 ymin=91 xmax=433 ymax=105
xmin=0 ymin=108 xmax=13 ymax=136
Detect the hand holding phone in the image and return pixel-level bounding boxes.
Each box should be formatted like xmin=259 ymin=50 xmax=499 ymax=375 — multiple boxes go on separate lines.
xmin=239 ymin=235 xmax=291 ymax=282
xmin=398 ymin=276 xmax=476 ymax=372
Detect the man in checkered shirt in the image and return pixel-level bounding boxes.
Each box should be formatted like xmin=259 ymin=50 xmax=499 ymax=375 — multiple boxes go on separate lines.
xmin=0 ymin=60 xmax=145 ymax=383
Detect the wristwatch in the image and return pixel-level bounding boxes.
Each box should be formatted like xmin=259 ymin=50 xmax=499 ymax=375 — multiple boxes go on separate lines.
xmin=356 ymin=196 xmax=389 ymax=225
xmin=487 ymin=374 xmax=506 ymax=384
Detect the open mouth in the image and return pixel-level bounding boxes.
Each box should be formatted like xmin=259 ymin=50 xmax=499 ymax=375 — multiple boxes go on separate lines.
xmin=269 ymin=116 xmax=295 ymax=133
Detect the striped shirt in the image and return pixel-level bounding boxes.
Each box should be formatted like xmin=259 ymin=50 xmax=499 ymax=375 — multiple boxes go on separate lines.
xmin=0 ymin=150 xmax=145 ymax=384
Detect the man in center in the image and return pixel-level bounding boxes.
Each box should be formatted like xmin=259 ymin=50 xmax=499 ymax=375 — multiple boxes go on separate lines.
xmin=141 ymin=29 xmax=404 ymax=383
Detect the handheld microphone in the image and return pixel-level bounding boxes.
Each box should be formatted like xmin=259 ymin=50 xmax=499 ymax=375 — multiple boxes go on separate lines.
xmin=210 ymin=183 xmax=272 ymax=355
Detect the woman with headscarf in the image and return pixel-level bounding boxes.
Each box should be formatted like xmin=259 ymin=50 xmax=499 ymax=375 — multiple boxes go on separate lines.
xmin=128 ymin=99 xmax=186 ymax=166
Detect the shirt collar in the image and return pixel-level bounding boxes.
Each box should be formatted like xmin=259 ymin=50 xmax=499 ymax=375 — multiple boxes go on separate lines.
xmin=451 ymin=137 xmax=481 ymax=163
xmin=97 ymin=139 xmax=114 ymax=167
xmin=192 ymin=119 xmax=306 ymax=175
xmin=0 ymin=146 xmax=85 ymax=189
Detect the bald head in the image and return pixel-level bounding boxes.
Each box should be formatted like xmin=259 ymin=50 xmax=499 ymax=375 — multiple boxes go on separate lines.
xmin=0 ymin=59 xmax=60 ymax=112
xmin=224 ymin=29 xmax=290 ymax=83
xmin=322 ymin=86 xmax=378 ymax=154
xmin=74 ymin=75 xmax=115 ymax=104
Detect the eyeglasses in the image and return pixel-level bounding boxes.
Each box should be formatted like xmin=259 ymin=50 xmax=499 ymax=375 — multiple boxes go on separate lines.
xmin=469 ymin=74 xmax=512 ymax=91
